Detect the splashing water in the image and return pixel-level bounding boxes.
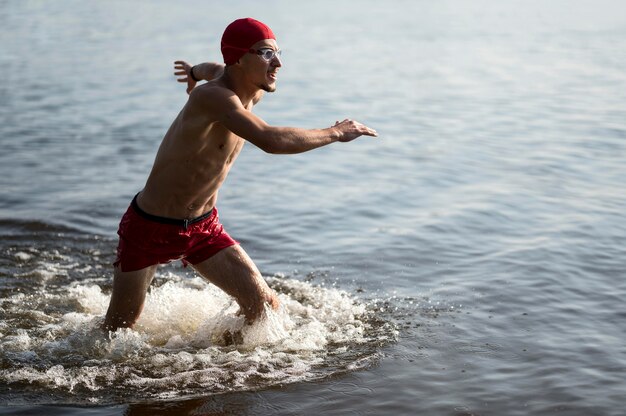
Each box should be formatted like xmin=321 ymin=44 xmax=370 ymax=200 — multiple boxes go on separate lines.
xmin=0 ymin=267 xmax=397 ymax=403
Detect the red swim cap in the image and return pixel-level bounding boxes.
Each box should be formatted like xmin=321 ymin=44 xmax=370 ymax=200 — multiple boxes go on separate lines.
xmin=221 ymin=18 xmax=276 ymax=65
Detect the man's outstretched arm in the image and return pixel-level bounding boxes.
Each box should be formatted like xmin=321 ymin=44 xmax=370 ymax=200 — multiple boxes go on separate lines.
xmin=193 ymin=88 xmax=378 ymax=154
xmin=174 ymin=61 xmax=225 ymax=94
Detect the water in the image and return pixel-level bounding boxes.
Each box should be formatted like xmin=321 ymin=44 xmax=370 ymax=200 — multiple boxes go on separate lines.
xmin=1 ymin=0 xmax=626 ymax=414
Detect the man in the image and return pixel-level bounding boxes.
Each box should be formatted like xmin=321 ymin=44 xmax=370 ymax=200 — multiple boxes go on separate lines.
xmin=102 ymin=18 xmax=377 ymax=331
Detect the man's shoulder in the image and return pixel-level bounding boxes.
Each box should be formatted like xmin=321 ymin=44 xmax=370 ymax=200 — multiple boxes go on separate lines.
xmin=185 ymin=84 xmax=245 ymax=120
xmin=189 ymin=82 xmax=240 ymax=108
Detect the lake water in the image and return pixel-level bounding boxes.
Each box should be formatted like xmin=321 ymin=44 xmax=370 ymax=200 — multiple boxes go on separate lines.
xmin=1 ymin=1 xmax=625 ymax=415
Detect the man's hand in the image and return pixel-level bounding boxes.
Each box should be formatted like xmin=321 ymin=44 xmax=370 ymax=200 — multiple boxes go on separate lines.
xmin=333 ymin=119 xmax=378 ymax=142
xmin=174 ymin=60 xmax=196 ymax=94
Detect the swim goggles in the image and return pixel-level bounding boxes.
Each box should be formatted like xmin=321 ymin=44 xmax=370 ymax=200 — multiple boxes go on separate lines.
xmin=249 ymin=47 xmax=282 ymax=62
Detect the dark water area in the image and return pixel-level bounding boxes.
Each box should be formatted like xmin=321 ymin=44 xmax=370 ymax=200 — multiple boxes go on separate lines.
xmin=2 ymin=0 xmax=626 ymax=415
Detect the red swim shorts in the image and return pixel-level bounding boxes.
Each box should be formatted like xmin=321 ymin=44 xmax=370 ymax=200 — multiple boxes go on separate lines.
xmin=113 ymin=195 xmax=239 ymax=272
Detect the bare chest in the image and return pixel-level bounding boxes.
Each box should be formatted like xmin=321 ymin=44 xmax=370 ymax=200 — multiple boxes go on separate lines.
xmin=202 ymin=123 xmax=245 ymax=166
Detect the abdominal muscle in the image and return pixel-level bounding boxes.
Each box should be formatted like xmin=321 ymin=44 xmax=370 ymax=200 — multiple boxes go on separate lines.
xmin=136 ymin=111 xmax=245 ymax=220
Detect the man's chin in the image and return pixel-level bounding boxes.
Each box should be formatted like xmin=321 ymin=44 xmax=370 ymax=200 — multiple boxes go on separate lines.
xmin=260 ymin=83 xmax=277 ymax=93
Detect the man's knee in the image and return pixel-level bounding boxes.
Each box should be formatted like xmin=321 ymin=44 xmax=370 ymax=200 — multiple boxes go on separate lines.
xmin=264 ymin=290 xmax=280 ymax=311
xmin=239 ymin=287 xmax=280 ymax=323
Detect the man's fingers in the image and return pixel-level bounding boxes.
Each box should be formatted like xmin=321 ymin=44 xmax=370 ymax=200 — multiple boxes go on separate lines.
xmin=177 ymin=78 xmax=188 ymax=83
xmin=334 ymin=118 xmax=378 ymax=138
xmin=174 ymin=61 xmax=191 ymax=73
xmin=357 ymin=126 xmax=377 ymax=137
xmin=349 ymin=121 xmax=377 ymax=137
xmin=174 ymin=70 xmax=187 ymax=76
xmin=357 ymin=125 xmax=378 ymax=137
xmin=365 ymin=126 xmax=378 ymax=136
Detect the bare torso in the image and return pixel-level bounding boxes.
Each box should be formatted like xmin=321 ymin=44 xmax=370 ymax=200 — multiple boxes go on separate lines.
xmin=134 ymin=53 xmax=375 ymax=220
xmin=137 ymin=80 xmax=252 ymax=219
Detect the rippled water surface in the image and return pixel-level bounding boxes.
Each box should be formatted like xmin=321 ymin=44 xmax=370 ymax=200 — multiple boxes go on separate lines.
xmin=1 ymin=0 xmax=626 ymax=415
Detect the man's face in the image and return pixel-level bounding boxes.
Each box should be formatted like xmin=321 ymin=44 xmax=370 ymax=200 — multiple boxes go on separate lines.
xmin=240 ymin=39 xmax=282 ymax=93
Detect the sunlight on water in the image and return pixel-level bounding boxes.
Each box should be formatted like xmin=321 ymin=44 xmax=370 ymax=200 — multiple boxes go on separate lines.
xmin=0 ymin=267 xmax=396 ymax=401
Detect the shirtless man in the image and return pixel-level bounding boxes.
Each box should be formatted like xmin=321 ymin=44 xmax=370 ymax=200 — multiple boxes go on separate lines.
xmin=102 ymin=18 xmax=377 ymax=331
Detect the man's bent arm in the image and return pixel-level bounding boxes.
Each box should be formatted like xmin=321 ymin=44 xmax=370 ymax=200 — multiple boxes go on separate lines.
xmin=174 ymin=61 xmax=225 ymax=94
xmin=191 ymin=62 xmax=225 ymax=81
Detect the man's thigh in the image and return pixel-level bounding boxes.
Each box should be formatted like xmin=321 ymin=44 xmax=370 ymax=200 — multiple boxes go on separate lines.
xmin=190 ymin=245 xmax=271 ymax=302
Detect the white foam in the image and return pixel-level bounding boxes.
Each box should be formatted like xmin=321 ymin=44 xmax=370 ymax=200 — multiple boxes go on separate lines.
xmin=69 ymin=284 xmax=109 ymax=314
xmin=14 ymin=251 xmax=33 ymax=261
xmin=3 ymin=329 xmax=32 ymax=352
xmin=0 ymin=272 xmax=394 ymax=397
